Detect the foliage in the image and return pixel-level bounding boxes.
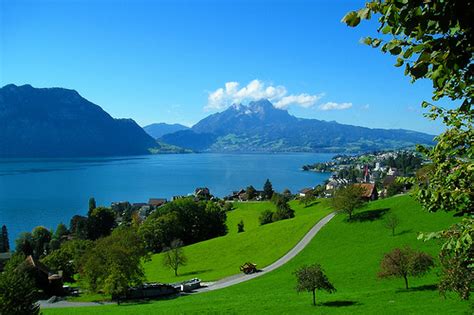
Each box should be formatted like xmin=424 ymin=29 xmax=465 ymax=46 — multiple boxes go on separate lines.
xmin=70 ymin=215 xmax=88 ymax=240
xmin=263 ymin=179 xmax=274 ymax=200
xmin=104 ymin=266 xmax=128 ymax=304
xmin=15 ymin=232 xmax=33 ymax=257
xmin=87 ymin=207 xmax=116 ymax=240
xmin=383 ymin=212 xmax=400 ymax=236
xmin=386 ymin=152 xmax=423 ymax=176
xmin=237 ymin=220 xmax=244 ymax=233
xmin=0 ymin=225 xmax=9 ymax=253
xmin=294 ymin=263 xmax=336 ymax=306
xmin=31 ymin=226 xmax=52 ymax=258
xmin=271 ymin=193 xmax=295 ymax=221
xmin=300 ymin=189 xmax=316 ymax=207
xmin=332 ymin=185 xmax=367 ymax=220
xmin=0 ymin=254 xmax=39 ymax=315
xmin=419 ymin=218 xmax=474 ymax=300
xmin=138 ymin=212 xmax=180 ymax=253
xmin=386 ymin=180 xmax=406 ymax=197
xmin=41 ymin=239 xmax=93 ymax=282
xmin=163 ymin=239 xmax=187 ymax=276
xmin=378 ymin=246 xmax=434 ymax=289
xmin=259 ymin=209 xmax=274 ymax=226
xmin=80 ymin=227 xmax=147 ymax=292
xmin=342 ymin=0 xmax=472 ymax=109
xmin=146 ymin=198 xmax=227 ymax=246
xmin=88 ymin=197 xmax=97 ymax=216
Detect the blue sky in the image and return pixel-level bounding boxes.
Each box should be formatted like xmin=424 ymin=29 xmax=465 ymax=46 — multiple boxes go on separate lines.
xmin=1 ymin=0 xmax=446 ymax=134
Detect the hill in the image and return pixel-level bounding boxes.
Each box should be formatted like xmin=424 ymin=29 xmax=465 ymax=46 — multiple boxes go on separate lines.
xmin=143 ymin=123 xmax=189 ymax=139
xmin=160 ymin=99 xmax=435 ymax=153
xmin=44 ymin=195 xmax=469 ymax=314
xmin=0 ymin=84 xmax=157 ymax=157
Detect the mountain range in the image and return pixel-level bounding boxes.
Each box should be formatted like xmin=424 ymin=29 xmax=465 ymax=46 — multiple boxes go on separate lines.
xmin=0 ymin=84 xmax=435 ymax=157
xmin=0 ymin=84 xmax=156 ymax=157
xmin=160 ymin=99 xmax=434 ymax=153
xmin=143 ymin=123 xmax=189 ymax=139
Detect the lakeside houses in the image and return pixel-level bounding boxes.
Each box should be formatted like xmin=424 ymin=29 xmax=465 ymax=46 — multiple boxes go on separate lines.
xmin=298 ymin=188 xmax=313 ymax=197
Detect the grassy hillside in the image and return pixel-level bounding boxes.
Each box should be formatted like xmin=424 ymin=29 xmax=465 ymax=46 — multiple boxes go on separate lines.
xmin=144 ymin=200 xmax=333 ymax=283
xmin=44 ymin=195 xmax=470 ymax=314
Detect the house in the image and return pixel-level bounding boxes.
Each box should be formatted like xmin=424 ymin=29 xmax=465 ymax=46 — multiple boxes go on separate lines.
xmin=299 ymin=188 xmax=313 ymax=197
xmin=194 ymin=187 xmax=212 ymax=200
xmin=354 ymin=183 xmax=378 ymax=201
xmin=148 ymin=198 xmax=167 ymax=208
xmin=25 ymin=255 xmax=63 ymax=296
xmin=387 ymin=167 xmax=398 ymax=176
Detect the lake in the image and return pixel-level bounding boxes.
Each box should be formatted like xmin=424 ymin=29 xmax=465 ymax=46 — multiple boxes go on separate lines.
xmin=0 ymin=153 xmax=332 ymax=245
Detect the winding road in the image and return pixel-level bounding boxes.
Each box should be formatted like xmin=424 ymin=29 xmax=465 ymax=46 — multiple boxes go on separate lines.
xmin=40 ymin=211 xmax=336 ymax=309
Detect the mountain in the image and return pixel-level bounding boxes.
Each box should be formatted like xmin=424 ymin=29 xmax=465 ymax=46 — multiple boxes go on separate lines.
xmin=0 ymin=84 xmax=157 ymax=157
xmin=143 ymin=123 xmax=189 ymax=139
xmin=160 ymin=99 xmax=435 ymax=153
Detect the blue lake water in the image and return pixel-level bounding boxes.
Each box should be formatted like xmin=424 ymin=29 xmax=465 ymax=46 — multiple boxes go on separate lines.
xmin=0 ymin=153 xmax=332 ymax=246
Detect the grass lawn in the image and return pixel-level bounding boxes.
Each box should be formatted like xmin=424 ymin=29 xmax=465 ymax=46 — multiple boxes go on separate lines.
xmin=144 ymin=199 xmax=333 ymax=283
xmin=45 ymin=195 xmax=471 ymax=314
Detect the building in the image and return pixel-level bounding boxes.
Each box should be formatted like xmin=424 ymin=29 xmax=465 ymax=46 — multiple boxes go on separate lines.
xmin=298 ymin=188 xmax=313 ymax=197
xmin=354 ymin=183 xmax=378 ymax=201
xmin=148 ymin=198 xmax=167 ymax=208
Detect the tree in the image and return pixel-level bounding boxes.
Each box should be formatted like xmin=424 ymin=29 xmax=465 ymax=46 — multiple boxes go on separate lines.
xmin=70 ymin=215 xmax=88 ymax=239
xmin=104 ymin=266 xmax=128 ymax=305
xmin=139 ymin=212 xmax=180 ymax=253
xmin=54 ymin=223 xmax=69 ymax=241
xmin=237 ymin=220 xmax=244 ymax=233
xmin=383 ymin=213 xmax=400 ymax=236
xmin=31 ymin=226 xmax=52 ymax=258
xmin=0 ymin=225 xmax=9 ymax=253
xmin=378 ymin=246 xmax=434 ymax=289
xmin=0 ymin=254 xmax=39 ymax=315
xmin=259 ymin=209 xmax=274 ymax=225
xmin=163 ymin=239 xmax=187 ymax=276
xmin=263 ymin=179 xmax=274 ymax=200
xmin=282 ymin=188 xmax=292 ymax=200
xmin=332 ymin=185 xmax=367 ymax=220
xmin=420 ymin=219 xmax=474 ymax=300
xmin=15 ymin=232 xmax=33 ymax=257
xmin=80 ymin=227 xmax=147 ymax=292
xmin=88 ymin=197 xmax=97 ymax=216
xmin=343 ymin=0 xmax=473 ymax=298
xmin=300 ymin=190 xmax=316 ymax=207
xmin=87 ymin=207 xmax=116 ymax=240
xmin=294 ymin=263 xmax=336 ymax=306
xmin=246 ymin=185 xmax=257 ymax=200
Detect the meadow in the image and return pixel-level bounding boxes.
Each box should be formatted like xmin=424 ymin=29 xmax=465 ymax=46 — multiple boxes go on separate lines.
xmin=44 ymin=195 xmax=470 ymax=314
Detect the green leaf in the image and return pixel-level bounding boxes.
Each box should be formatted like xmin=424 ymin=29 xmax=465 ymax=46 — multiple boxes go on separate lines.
xmin=342 ymin=11 xmax=361 ymax=27
xmin=395 ymin=57 xmax=404 ymax=67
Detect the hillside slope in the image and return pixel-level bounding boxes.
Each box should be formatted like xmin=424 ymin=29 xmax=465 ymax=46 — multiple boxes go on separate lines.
xmin=45 ymin=195 xmax=469 ymax=314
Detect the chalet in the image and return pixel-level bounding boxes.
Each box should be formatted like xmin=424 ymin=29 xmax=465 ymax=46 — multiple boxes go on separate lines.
xmin=325 ymin=178 xmax=349 ymax=191
xmin=25 ymin=255 xmax=63 ymax=296
xmin=299 ymin=188 xmax=313 ymax=197
xmin=194 ymin=187 xmax=212 ymax=200
xmin=354 ymin=183 xmax=378 ymax=201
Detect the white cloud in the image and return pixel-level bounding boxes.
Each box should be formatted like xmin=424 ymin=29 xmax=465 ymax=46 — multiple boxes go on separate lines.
xmin=318 ymin=102 xmax=353 ymax=111
xmin=206 ymin=79 xmax=322 ymax=111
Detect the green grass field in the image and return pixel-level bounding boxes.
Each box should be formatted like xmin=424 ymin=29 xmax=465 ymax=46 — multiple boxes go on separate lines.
xmin=144 ymin=200 xmax=333 ymax=283
xmin=44 ymin=195 xmax=470 ymax=314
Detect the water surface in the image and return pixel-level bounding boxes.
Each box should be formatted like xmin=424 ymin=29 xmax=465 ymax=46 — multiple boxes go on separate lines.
xmin=0 ymin=153 xmax=332 ymax=244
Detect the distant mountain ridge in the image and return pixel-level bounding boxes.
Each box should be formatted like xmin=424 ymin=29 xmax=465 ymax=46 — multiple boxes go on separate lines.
xmin=160 ymin=99 xmax=435 ymax=153
xmin=0 ymin=84 xmax=157 ymax=157
xmin=143 ymin=123 xmax=189 ymax=139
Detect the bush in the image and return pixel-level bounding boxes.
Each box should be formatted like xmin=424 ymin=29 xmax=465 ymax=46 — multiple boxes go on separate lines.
xmin=259 ymin=210 xmax=274 ymax=225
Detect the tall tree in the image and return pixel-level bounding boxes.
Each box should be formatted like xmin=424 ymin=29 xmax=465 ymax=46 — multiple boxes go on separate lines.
xmin=294 ymin=263 xmax=336 ymax=306
xmin=0 ymin=225 xmax=9 ymax=253
xmin=263 ymin=179 xmax=274 ymax=200
xmin=31 ymin=226 xmax=52 ymax=258
xmin=343 ymin=0 xmax=473 ymax=298
xmin=87 ymin=207 xmax=116 ymax=240
xmin=88 ymin=197 xmax=97 ymax=216
xmin=163 ymin=239 xmax=187 ymax=276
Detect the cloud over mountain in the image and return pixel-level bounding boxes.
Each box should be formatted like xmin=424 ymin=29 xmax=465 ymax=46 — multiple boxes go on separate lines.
xmin=206 ymin=79 xmax=323 ymax=111
xmin=318 ymin=102 xmax=353 ymax=111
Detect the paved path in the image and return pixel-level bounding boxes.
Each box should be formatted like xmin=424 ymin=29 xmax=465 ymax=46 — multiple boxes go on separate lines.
xmin=196 ymin=211 xmax=336 ymax=292
xmin=40 ymin=211 xmax=336 ymax=308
